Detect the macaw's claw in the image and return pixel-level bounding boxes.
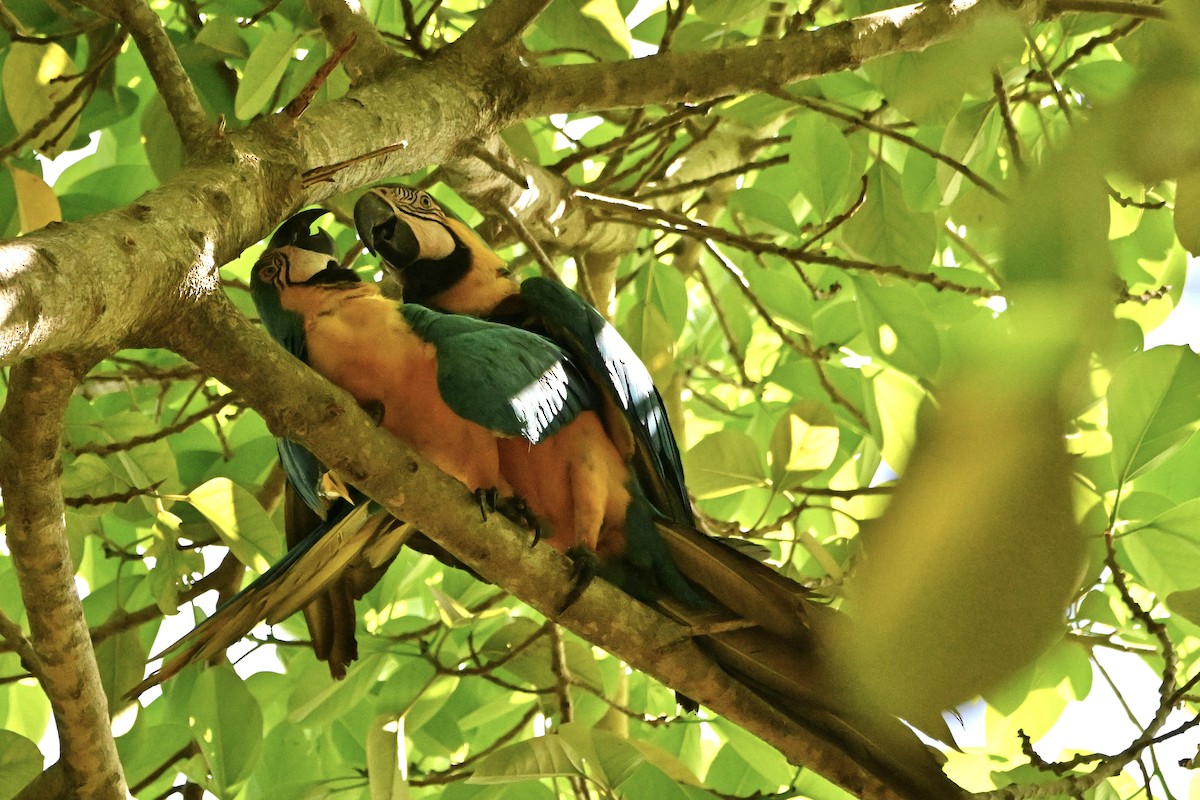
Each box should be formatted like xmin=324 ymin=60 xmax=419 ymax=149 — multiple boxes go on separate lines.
xmin=473 ymin=487 xmax=500 ymax=521
xmin=493 ymin=497 xmax=544 ymax=547
xmin=359 ymin=399 xmax=386 ymax=426
xmin=558 ymin=546 xmax=600 ymax=613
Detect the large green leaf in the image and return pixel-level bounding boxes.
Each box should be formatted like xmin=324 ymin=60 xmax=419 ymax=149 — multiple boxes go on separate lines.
xmin=234 ymin=28 xmax=299 ymax=119
xmin=682 ymin=429 xmax=765 ymax=499
xmin=840 ymin=163 xmax=938 ymax=272
xmin=187 ymin=477 xmax=283 ymax=570
xmin=1108 ymin=346 xmax=1200 ymax=487
xmin=0 ymin=730 xmax=42 ymax=798
xmin=190 ymin=666 xmax=264 ymax=794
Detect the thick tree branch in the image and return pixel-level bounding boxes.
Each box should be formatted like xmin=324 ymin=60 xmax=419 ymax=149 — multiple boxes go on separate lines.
xmin=305 ymin=0 xmax=399 ymax=78
xmin=518 ymin=0 xmax=1050 ymax=115
xmin=78 ymin=0 xmax=214 ymax=157
xmin=0 ymin=355 xmax=128 ymax=800
xmin=451 ymin=0 xmax=553 ymax=56
xmin=162 ymin=294 xmax=957 ymax=800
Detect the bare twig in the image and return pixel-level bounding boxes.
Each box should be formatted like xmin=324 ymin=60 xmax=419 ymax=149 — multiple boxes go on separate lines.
xmin=285 ymin=33 xmax=358 ymax=118
xmin=1046 ymin=0 xmax=1167 ymax=18
xmin=302 ymin=141 xmax=411 ymax=186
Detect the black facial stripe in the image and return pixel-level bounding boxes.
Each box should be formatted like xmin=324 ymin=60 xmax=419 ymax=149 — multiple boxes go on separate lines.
xmin=398 ymin=227 xmax=473 ymax=305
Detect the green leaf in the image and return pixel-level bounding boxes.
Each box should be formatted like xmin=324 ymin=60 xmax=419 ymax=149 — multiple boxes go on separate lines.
xmin=1167 ymin=585 xmax=1200 ymax=626
xmin=0 ymin=730 xmax=42 ymax=798
xmin=2 ymin=42 xmax=84 ymax=157
xmin=1107 ymin=345 xmax=1200 ymax=485
xmin=854 ymin=276 xmax=942 ymax=380
xmin=769 ymin=400 xmax=839 ymax=485
xmin=534 ymin=0 xmax=631 ymax=61
xmin=694 ymin=0 xmax=764 ymax=25
xmin=840 ymin=163 xmax=937 ymax=272
xmin=682 ymin=430 xmax=765 ymax=499
xmin=94 ymin=628 xmax=148 ymax=711
xmin=234 ymin=29 xmax=299 ymax=119
xmin=727 ymin=187 xmax=798 ymax=236
xmin=787 ymin=113 xmax=853 ymax=219
xmin=838 ymin=372 xmax=1085 ymax=727
xmin=187 ymin=477 xmax=283 ymax=570
xmin=469 ymin=735 xmax=586 ymax=784
xmin=190 ymin=665 xmax=263 ymax=794
xmin=1174 ymin=170 xmax=1200 ymax=255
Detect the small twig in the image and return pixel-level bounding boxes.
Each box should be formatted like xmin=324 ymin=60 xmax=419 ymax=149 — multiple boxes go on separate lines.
xmin=285 ymin=33 xmax=358 ymax=118
xmin=1108 ymin=185 xmax=1167 ymax=210
xmin=239 ymin=0 xmax=285 ymax=27
xmin=301 ymin=141 xmax=410 ymax=186
xmin=797 ymin=174 xmax=869 ymax=251
xmin=693 ymin=259 xmax=752 ymax=387
xmin=775 ymin=91 xmax=1007 ymax=201
xmin=993 ymin=69 xmax=1026 ymax=175
xmin=68 ymin=394 xmax=234 ymax=456
xmin=490 ymin=202 xmax=561 ymax=281
xmin=1117 ymin=284 xmax=1170 ymax=305
xmin=465 ymin=140 xmax=531 ymax=190
xmin=1026 ymin=34 xmax=1074 ymax=122
xmin=581 ymin=190 xmax=997 ymax=297
xmin=62 ymin=482 xmax=165 ymax=510
xmin=0 ymin=607 xmax=46 ymax=685
xmin=1046 ymin=0 xmax=1168 ymax=18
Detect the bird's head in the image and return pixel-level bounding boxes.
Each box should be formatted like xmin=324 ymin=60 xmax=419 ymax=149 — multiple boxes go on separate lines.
xmin=354 ymin=185 xmax=513 ymax=312
xmin=251 ymin=210 xmax=361 ymax=347
xmin=253 ymin=209 xmax=341 ymax=292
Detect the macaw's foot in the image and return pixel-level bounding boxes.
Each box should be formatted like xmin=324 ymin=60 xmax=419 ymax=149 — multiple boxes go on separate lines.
xmin=359 ymin=399 xmax=386 ymax=426
xmin=473 ymin=487 xmax=500 ymax=522
xmin=558 ymin=546 xmax=600 ymax=613
xmin=494 ymin=497 xmax=544 ymax=547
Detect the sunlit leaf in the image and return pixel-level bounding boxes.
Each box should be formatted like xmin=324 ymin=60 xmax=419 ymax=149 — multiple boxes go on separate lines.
xmin=0 ymin=730 xmax=42 ymax=798
xmin=187 ymin=477 xmax=283 ymax=570
xmin=2 ymin=42 xmax=84 ymax=157
xmin=235 ymin=29 xmax=299 ymax=120
xmin=190 ymin=665 xmax=264 ymax=794
xmin=682 ymin=430 xmax=765 ymax=499
xmin=1108 ymin=346 xmax=1200 ymax=486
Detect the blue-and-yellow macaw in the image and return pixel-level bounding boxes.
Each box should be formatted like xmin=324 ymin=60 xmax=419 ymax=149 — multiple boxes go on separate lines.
xmin=352 ymin=187 xmax=963 ymax=800
xmin=128 ymin=213 xmax=420 ymax=696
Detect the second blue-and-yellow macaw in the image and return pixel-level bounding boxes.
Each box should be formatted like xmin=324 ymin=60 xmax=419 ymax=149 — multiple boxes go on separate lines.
xmin=351 ymin=187 xmax=963 ymax=800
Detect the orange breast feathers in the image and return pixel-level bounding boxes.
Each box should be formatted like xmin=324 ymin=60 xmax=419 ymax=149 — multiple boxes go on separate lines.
xmin=280 ymin=283 xmax=636 ymax=558
xmin=497 ymin=413 xmax=633 ymax=559
xmin=280 ymin=283 xmax=508 ymax=496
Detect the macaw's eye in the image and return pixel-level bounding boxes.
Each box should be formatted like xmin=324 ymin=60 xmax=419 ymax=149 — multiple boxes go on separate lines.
xmin=258 ymin=263 xmax=279 ymax=281
xmin=420 ymin=194 xmax=433 ymax=208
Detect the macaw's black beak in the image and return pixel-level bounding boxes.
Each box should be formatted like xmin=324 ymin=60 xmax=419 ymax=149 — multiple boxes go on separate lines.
xmin=354 ymin=191 xmax=420 ymax=271
xmin=268 ymin=208 xmax=335 ymax=256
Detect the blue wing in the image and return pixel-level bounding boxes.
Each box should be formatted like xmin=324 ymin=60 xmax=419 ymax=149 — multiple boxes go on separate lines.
xmin=518 ymin=277 xmax=693 ymax=525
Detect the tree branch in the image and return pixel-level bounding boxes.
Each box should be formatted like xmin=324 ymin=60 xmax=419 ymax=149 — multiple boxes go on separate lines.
xmin=1045 ymin=0 xmax=1167 ymax=17
xmin=0 ymin=355 xmax=128 ymax=800
xmin=451 ymin=0 xmax=553 ymax=57
xmin=161 ymin=293 xmax=953 ymax=800
xmin=78 ymin=0 xmax=214 ymax=158
xmin=305 ymin=0 xmax=399 ymax=79
xmin=518 ymin=0 xmax=1051 ymax=116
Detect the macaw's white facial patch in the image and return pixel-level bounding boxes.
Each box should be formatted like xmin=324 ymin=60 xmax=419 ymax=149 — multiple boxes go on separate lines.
xmin=404 ymin=214 xmax=456 ymax=261
xmin=285 ymin=245 xmax=336 ymax=283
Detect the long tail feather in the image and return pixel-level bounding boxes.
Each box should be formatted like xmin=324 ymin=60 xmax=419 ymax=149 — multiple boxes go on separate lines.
xmin=128 ymin=505 xmax=412 ymax=697
xmin=654 ymin=519 xmax=812 ymax=640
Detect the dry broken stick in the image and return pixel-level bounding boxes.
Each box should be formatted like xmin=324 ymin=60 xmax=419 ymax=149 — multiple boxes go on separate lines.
xmin=285 ymin=32 xmax=359 ymax=118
